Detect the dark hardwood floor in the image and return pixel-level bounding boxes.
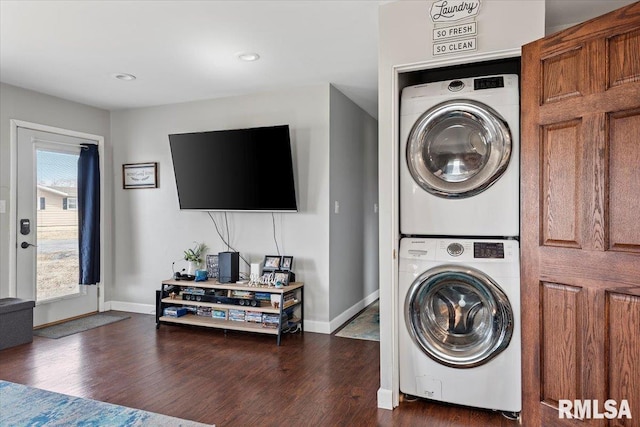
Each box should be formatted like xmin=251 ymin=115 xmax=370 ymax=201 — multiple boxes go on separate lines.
xmin=0 ymin=312 xmax=518 ymax=426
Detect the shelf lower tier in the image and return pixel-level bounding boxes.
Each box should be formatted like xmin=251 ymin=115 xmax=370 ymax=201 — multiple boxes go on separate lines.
xmin=159 ymin=314 xmax=280 ymax=335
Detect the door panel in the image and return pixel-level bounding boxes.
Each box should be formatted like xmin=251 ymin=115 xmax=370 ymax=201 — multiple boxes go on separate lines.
xmin=608 ymin=109 xmax=640 ymax=252
xmin=521 ymin=2 xmax=640 ymax=426
xmin=607 ymin=289 xmax=640 ymax=427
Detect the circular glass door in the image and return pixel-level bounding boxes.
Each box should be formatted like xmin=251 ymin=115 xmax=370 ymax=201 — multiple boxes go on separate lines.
xmin=406 ymin=99 xmax=512 ymax=198
xmin=405 ymin=265 xmax=513 ymax=368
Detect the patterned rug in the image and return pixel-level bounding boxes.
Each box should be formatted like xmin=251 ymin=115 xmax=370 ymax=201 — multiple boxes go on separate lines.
xmin=33 ymin=313 xmax=130 ymax=339
xmin=335 ymin=300 xmax=380 ymax=341
xmin=0 ymin=380 xmax=213 ymax=426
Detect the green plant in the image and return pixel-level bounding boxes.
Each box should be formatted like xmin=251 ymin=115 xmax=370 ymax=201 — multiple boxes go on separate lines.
xmin=184 ymin=242 xmax=207 ymax=264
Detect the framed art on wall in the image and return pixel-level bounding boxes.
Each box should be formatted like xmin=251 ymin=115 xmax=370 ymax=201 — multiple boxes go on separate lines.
xmin=123 ymin=162 xmax=158 ymax=189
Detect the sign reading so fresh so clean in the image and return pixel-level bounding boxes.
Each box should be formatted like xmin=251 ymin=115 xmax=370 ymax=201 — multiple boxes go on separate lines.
xmin=430 ymin=0 xmax=480 ymax=56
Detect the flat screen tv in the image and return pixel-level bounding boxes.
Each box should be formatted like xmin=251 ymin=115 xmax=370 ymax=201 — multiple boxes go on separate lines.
xmin=169 ymin=125 xmax=297 ymax=212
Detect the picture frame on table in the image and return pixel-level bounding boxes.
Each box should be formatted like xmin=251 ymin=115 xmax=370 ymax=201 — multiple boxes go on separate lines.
xmin=123 ymin=162 xmax=158 ymax=189
xmin=263 ymin=255 xmax=281 ymax=271
xmin=281 ymin=255 xmax=293 ymax=271
xmin=273 ymin=270 xmax=290 ymax=286
xmin=206 ymin=254 xmax=219 ymax=279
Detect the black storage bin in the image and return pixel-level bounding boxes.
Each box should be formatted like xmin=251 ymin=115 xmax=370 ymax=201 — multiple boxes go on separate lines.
xmin=0 ymin=298 xmax=35 ymax=350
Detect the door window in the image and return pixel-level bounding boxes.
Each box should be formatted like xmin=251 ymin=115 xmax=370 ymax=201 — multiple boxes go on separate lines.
xmin=406 ymin=99 xmax=512 ymax=198
xmin=405 ymin=265 xmax=513 ymax=368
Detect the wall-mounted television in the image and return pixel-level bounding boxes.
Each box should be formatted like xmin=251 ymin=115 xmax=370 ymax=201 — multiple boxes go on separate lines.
xmin=169 ymin=125 xmax=297 ymax=212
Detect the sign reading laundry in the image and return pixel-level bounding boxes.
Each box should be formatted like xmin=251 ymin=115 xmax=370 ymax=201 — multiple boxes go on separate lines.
xmin=433 ymin=37 xmax=477 ymax=56
xmin=433 ymin=22 xmax=477 ymax=41
xmin=430 ymin=0 xmax=481 ymax=23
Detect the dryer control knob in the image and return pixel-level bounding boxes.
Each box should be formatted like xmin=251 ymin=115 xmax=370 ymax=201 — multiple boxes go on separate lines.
xmin=447 ymin=242 xmax=464 ymax=256
xmin=448 ymin=80 xmax=465 ymax=92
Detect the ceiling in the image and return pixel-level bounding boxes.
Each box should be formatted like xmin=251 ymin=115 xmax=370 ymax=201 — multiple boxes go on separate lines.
xmin=0 ymin=1 xmax=635 ymax=119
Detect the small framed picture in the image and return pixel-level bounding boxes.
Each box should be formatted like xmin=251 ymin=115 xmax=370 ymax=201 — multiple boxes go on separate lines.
xmin=263 ymin=255 xmax=281 ymax=271
xmin=123 ymin=162 xmax=158 ymax=189
xmin=281 ymin=256 xmax=293 ymax=271
xmin=273 ymin=270 xmax=290 ymax=286
xmin=206 ymin=254 xmax=219 ymax=279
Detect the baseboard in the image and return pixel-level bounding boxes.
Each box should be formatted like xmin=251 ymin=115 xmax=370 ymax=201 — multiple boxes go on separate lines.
xmin=377 ymin=387 xmax=394 ymax=410
xmin=329 ymin=290 xmax=379 ymax=333
xmin=108 ymin=301 xmax=155 ymax=316
xmin=303 ymin=320 xmax=331 ymax=334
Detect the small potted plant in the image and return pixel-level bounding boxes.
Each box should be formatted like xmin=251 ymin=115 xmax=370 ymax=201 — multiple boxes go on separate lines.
xmin=184 ymin=242 xmax=207 ymax=275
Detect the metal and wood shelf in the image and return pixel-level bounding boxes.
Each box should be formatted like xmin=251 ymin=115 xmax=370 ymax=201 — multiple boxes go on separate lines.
xmin=156 ymin=279 xmax=303 ymax=345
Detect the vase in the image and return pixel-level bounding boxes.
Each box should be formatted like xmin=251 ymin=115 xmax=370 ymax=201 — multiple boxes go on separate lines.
xmin=186 ymin=261 xmax=198 ymax=276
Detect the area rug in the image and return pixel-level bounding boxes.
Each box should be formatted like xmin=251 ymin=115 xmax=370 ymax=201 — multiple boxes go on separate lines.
xmin=33 ymin=313 xmax=130 ymax=339
xmin=0 ymin=381 xmax=213 ymax=426
xmin=335 ymin=300 xmax=379 ymax=341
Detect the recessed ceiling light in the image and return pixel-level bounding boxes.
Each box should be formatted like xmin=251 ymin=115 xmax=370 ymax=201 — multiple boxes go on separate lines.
xmin=113 ymin=73 xmax=136 ymax=81
xmin=237 ymin=52 xmax=260 ymax=62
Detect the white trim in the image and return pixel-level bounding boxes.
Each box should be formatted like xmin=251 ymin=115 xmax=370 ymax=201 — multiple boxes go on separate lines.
xmin=395 ymin=47 xmax=521 ymax=74
xmin=329 ymin=290 xmax=379 ymax=333
xmin=109 ymin=300 xmax=155 ymax=315
xmin=300 ymin=319 xmax=330 ymax=334
xmin=377 ymin=387 xmax=394 ymax=410
xmin=9 ymin=119 xmax=106 ymax=312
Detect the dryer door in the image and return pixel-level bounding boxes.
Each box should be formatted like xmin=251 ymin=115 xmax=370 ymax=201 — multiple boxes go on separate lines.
xmin=406 ymin=99 xmax=512 ymax=198
xmin=405 ymin=264 xmax=513 ymax=368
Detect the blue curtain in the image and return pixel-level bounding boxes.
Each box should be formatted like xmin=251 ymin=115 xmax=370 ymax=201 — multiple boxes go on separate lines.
xmin=78 ymin=144 xmax=100 ymax=285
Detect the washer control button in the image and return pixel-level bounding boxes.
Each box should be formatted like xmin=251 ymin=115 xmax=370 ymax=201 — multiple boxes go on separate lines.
xmin=447 ymin=242 xmax=464 ymax=256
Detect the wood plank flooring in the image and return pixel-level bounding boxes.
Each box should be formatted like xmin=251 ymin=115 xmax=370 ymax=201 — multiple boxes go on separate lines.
xmin=0 ymin=312 xmax=518 ymax=426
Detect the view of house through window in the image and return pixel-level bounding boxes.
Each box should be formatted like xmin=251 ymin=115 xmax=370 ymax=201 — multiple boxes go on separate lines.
xmin=36 ymin=148 xmax=80 ymax=301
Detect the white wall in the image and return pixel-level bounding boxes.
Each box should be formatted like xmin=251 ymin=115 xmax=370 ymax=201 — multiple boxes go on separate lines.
xmin=328 ymin=85 xmax=379 ymax=323
xmin=377 ymin=1 xmax=545 ymax=409
xmin=110 ymin=84 xmax=333 ymax=328
xmin=0 ymin=83 xmax=112 ymax=299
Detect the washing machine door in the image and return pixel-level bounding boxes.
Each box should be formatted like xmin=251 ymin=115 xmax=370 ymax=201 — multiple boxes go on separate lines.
xmin=406 ymin=99 xmax=512 ymax=198
xmin=405 ymin=265 xmax=513 ymax=368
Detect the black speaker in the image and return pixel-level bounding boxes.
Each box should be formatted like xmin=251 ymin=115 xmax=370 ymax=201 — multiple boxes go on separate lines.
xmin=218 ymin=252 xmax=239 ymax=283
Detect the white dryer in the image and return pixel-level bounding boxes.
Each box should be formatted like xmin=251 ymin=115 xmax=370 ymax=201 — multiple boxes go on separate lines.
xmin=400 ymin=75 xmax=520 ymax=237
xmin=398 ymin=237 xmax=521 ymax=413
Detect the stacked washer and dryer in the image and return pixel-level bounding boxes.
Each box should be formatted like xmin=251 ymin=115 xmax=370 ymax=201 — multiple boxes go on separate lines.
xmin=398 ymin=75 xmax=521 ymax=415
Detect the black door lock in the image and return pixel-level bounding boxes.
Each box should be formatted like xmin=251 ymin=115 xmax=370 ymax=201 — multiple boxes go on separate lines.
xmin=20 ymin=219 xmax=30 ymax=235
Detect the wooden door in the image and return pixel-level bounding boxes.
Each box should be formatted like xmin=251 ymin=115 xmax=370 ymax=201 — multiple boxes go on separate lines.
xmin=521 ymin=3 xmax=640 ymax=426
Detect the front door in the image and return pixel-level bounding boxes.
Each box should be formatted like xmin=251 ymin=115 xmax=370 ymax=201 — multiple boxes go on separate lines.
xmin=520 ymin=3 xmax=640 ymax=426
xmin=16 ymin=126 xmax=98 ymax=327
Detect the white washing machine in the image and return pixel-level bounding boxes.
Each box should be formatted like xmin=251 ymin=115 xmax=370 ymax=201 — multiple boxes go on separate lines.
xmin=398 ymin=237 xmax=521 ymax=413
xmin=400 ymin=75 xmax=520 ymax=237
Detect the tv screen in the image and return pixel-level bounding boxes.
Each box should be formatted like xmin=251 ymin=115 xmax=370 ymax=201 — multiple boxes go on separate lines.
xmin=169 ymin=125 xmax=297 ymax=211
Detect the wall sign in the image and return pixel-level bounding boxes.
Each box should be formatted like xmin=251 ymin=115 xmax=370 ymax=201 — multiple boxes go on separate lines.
xmin=430 ymin=0 xmax=481 ymax=57
xmin=122 ymin=162 xmax=158 ymax=189
xmin=430 ymin=0 xmax=481 ymax=22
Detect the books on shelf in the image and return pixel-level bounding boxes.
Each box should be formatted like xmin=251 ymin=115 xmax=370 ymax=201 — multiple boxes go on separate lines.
xmin=229 ymin=309 xmax=246 ymax=322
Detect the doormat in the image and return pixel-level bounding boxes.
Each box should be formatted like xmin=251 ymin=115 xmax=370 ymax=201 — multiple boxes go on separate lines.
xmin=0 ymin=380 xmax=214 ymax=426
xmin=33 ymin=313 xmax=130 ymax=339
xmin=335 ymin=300 xmax=379 ymax=341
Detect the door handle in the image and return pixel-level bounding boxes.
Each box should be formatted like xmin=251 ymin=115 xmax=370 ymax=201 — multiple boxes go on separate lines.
xmin=20 ymin=242 xmax=37 ymax=249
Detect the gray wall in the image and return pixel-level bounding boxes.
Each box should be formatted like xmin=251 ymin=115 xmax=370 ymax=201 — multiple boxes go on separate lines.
xmin=0 ymin=83 xmax=112 ymax=299
xmin=110 ymin=84 xmax=333 ymax=329
xmin=329 ymin=85 xmax=378 ymax=320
